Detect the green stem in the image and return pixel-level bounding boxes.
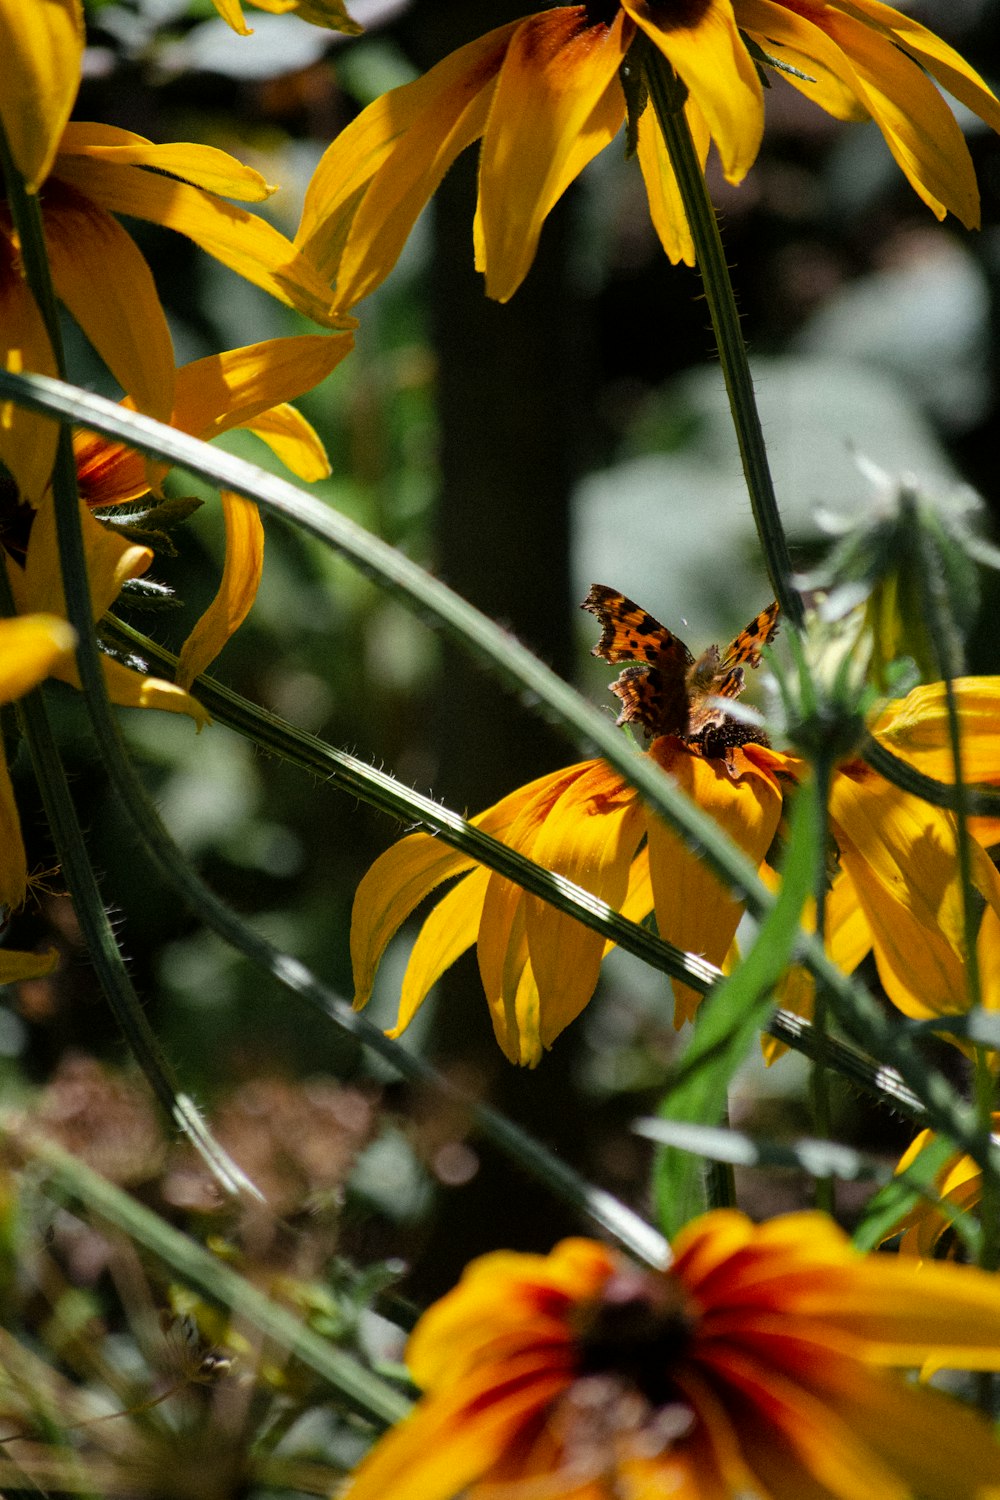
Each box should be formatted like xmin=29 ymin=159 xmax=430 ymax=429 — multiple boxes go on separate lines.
xmin=642 ymin=45 xmax=802 ymax=629
xmin=1 ymin=368 xmax=990 ymax=1182
xmin=809 ymin=761 xmax=834 ymax=1216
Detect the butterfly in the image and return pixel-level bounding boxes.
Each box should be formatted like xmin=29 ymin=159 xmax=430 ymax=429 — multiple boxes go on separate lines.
xmin=581 ymin=584 xmax=779 ymax=752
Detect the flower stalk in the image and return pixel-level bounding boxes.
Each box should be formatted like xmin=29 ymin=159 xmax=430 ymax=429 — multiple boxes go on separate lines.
xmin=641 ymin=42 xmax=801 ymax=629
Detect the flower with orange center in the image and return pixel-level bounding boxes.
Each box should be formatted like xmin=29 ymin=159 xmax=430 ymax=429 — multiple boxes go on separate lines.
xmin=297 ymin=0 xmax=1000 ymax=309
xmin=351 ymin=587 xmax=790 ymax=1065
xmin=0 ymin=0 xmax=349 ymax=498
xmin=344 ymin=1210 xmax=1000 ymax=1500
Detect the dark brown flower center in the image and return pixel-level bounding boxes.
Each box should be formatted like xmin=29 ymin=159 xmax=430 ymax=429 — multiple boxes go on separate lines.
xmin=575 ymin=1267 xmax=694 ymax=1408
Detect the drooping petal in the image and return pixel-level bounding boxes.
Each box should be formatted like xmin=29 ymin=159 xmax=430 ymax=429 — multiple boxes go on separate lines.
xmin=176 ymin=492 xmax=264 ymax=688
xmin=389 ymin=866 xmax=491 ymax=1036
xmin=871 ymin=678 xmax=1000 ymax=784
xmin=210 ymin=0 xmax=252 ymax=35
xmin=523 ymin=760 xmax=645 ymax=1050
xmin=57 ymin=123 xmax=275 ymax=201
xmin=832 ymin=0 xmax=1000 ymax=135
xmin=738 ymin=0 xmax=979 ymax=224
xmin=42 ymin=183 xmax=175 ymax=421
xmin=53 ymin=155 xmax=346 ymax=330
xmin=645 ymin=741 xmax=783 ymax=1025
xmin=0 ymin=236 xmax=60 ymax=499
xmin=351 ymin=763 xmax=593 ymax=1009
xmin=169 ymin=333 xmax=353 ymax=445
xmin=0 ymin=613 xmax=76 ymax=704
xmin=0 ymin=946 xmax=59 ymax=983
xmin=624 ymin=0 xmax=763 ymax=183
xmin=317 ymin=24 xmax=518 ymax=308
xmin=15 ymin=495 xmax=152 ymax=623
xmin=635 ymin=95 xmax=706 ymax=267
xmin=236 ymin=403 xmax=331 ymax=482
xmin=0 ymin=0 xmax=84 ymax=191
xmin=475 ymin=8 xmax=629 ymax=303
xmin=829 ymin=760 xmax=1000 ymax=1019
xmin=97 ymin=654 xmax=210 ymax=725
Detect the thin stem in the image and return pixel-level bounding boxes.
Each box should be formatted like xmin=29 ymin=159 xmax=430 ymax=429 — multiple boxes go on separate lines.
xmin=641 ymin=45 xmax=802 ymax=629
xmin=809 ymin=761 xmax=835 ymax=1215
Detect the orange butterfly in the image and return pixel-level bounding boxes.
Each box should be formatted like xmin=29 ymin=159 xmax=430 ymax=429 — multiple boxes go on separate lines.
xmin=582 ymin=585 xmax=779 ymax=754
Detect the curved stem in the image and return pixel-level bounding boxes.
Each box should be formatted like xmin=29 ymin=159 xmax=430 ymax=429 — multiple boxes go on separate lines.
xmin=642 ymin=45 xmax=802 ymax=629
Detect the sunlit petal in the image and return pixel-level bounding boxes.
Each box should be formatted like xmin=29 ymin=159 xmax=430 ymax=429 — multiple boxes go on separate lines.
xmin=236 ymin=403 xmax=331 ymax=482
xmin=0 ymin=613 xmax=76 ymax=704
xmin=475 ymin=9 xmax=629 ymax=303
xmin=54 ymin=155 xmax=346 ymax=329
xmin=0 ymin=0 xmax=84 ymax=191
xmin=646 ymin=741 xmax=783 ymax=1025
xmin=177 ymin=492 xmax=264 ymax=688
xmin=57 ymin=122 xmax=275 ymax=201
xmin=625 ymin=0 xmax=763 ymax=183
xmin=635 ymin=96 xmax=705 ymax=266
xmin=388 ymin=866 xmax=491 ymax=1036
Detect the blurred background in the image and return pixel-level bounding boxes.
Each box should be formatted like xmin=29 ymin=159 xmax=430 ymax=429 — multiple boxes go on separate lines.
xmin=6 ymin=0 xmax=1000 ymax=1320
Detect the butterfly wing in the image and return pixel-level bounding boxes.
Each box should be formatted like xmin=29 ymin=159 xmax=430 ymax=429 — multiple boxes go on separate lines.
xmin=582 ymin=584 xmax=693 ymax=738
xmin=716 ymin=601 xmax=780 ymax=694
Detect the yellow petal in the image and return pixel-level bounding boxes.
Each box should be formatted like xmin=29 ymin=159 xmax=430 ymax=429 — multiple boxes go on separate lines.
xmin=350 ymin=764 xmax=587 ymax=1008
xmin=475 ymin=9 xmax=628 ymax=304
xmin=625 ymin=0 xmax=763 ymax=183
xmin=176 ymin=492 xmax=264 ymax=688
xmin=43 ymin=184 xmax=175 ymax=421
xmin=58 ymin=123 xmax=274 ymax=202
xmin=236 ymin=403 xmax=331 ymax=482
xmin=53 ymin=154 xmax=346 ymax=329
xmin=833 ymin=0 xmax=1000 ymax=135
xmin=390 ymin=866 xmax=491 ymax=1037
xmin=635 ymin=96 xmax=705 ymax=267
xmin=0 ymin=239 xmax=60 ymax=499
xmin=249 ymin=0 xmax=361 ymax=30
xmin=524 ymin=761 xmax=645 ymax=1049
xmin=210 ymin=0 xmax=252 ymax=34
xmin=646 ymin=742 xmax=783 ymax=1025
xmin=303 ymin=24 xmax=517 ymax=307
xmin=0 ymin=613 xmax=76 ymax=704
xmin=0 ymin=0 xmax=83 ymax=191
xmin=872 ymin=678 xmax=1000 ymax=784
xmin=0 ymin=946 xmax=59 ymax=983
xmin=17 ymin=497 xmax=151 ymax=623
xmin=0 ymin=751 xmax=28 ymax=911
xmin=830 ymin=762 xmax=1000 ymax=1019
xmin=170 ymin=333 xmax=352 ymax=445
xmin=95 ymin=655 xmax=209 ymax=726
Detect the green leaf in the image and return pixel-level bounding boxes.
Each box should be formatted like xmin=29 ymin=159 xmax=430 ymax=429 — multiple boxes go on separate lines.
xmin=652 ymin=783 xmax=819 ymax=1238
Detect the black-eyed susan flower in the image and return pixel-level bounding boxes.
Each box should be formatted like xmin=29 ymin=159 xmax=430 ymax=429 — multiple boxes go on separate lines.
xmin=887 ymin=1124 xmax=994 ymax=1262
xmin=767 ymin=678 xmax=1000 ymax=1056
xmin=352 ymin=588 xmax=791 ymax=1065
xmin=0 ymin=0 xmax=349 ymax=494
xmin=69 ymin=332 xmax=352 ymax=685
xmin=344 ymin=1209 xmax=1000 ymax=1500
xmin=1 ymin=497 xmax=208 ymax=913
xmin=297 ymin=0 xmax=1000 ymax=309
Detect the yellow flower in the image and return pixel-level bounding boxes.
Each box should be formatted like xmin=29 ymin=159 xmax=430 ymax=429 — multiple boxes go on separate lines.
xmin=352 ymin=592 xmax=791 ymax=1065
xmin=887 ymin=1123 xmax=997 ymax=1261
xmin=345 ymin=1210 xmax=1000 ymax=1500
xmin=768 ymin=678 xmax=1000 ymax=1057
xmin=211 ymin=0 xmax=360 ymax=37
xmin=0 ymin=0 xmax=349 ymax=496
xmin=296 ymin=0 xmax=999 ymax=309
xmin=1 ymin=499 xmax=209 ymax=912
xmin=71 ymin=332 xmax=352 ymax=685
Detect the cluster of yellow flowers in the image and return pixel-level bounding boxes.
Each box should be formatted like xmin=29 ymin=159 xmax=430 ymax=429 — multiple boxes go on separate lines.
xmin=6 ymin=2 xmax=1000 ymax=1497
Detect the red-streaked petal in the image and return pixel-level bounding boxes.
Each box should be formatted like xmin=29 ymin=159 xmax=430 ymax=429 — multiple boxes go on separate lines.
xmin=176 ymin=492 xmax=264 ymax=688
xmin=0 ymin=0 xmax=83 ymax=191
xmin=624 ymin=0 xmax=763 ymax=183
xmin=57 ymin=122 xmax=274 ymax=201
xmin=475 ymin=8 xmax=628 ymax=303
xmin=43 ymin=184 xmax=175 ymax=421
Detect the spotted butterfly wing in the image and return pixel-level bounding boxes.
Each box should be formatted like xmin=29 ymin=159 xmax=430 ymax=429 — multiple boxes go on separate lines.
xmin=581 ymin=584 xmax=694 ymax=738
xmin=688 ymin=601 xmax=780 ymax=738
